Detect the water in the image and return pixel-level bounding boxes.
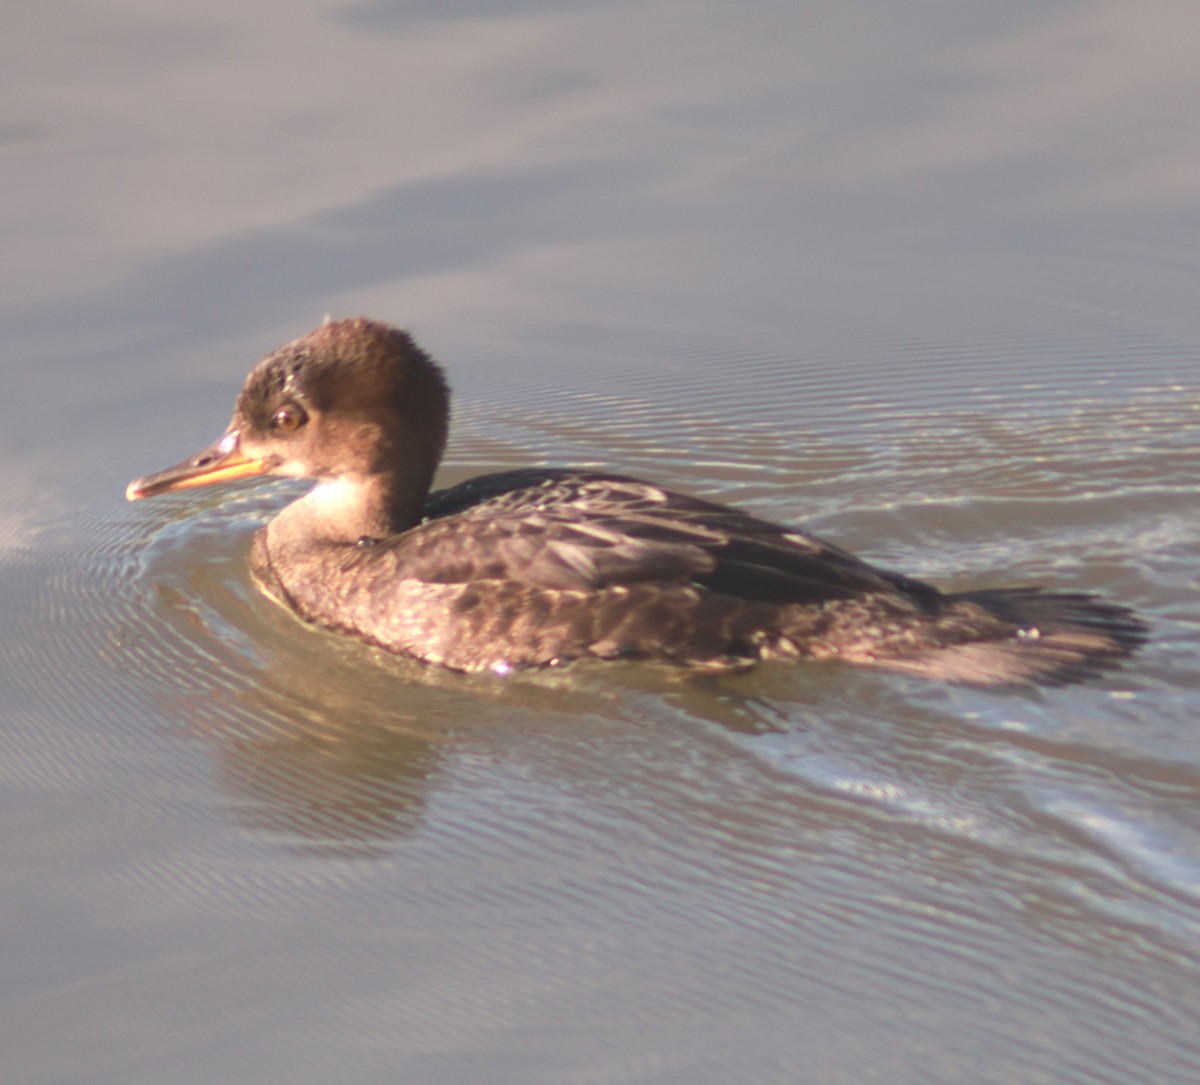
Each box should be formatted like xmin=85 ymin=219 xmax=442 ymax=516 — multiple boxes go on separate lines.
xmin=3 ymin=2 xmax=1199 ymax=1082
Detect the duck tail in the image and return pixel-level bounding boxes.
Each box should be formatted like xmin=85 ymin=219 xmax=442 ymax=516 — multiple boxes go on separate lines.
xmin=871 ymin=587 xmax=1147 ymax=687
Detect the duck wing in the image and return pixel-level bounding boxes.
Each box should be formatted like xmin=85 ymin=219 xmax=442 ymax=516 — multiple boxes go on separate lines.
xmin=399 ymin=468 xmax=925 ymax=605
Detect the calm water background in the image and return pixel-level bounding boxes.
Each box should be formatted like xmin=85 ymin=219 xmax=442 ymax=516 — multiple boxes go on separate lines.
xmin=3 ymin=2 xmax=1200 ymax=1082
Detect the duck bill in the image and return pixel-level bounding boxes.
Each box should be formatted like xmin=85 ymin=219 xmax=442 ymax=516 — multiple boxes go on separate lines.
xmin=126 ymin=431 xmax=269 ymax=501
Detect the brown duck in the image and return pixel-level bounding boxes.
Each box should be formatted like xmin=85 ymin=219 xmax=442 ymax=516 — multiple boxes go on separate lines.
xmin=127 ymin=318 xmax=1145 ymax=685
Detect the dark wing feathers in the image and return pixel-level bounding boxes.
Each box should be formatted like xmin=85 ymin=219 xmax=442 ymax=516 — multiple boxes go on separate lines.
xmin=690 ymin=533 xmax=913 ymax=603
xmin=401 ymin=468 xmax=914 ymax=605
xmin=371 ymin=501 xmax=716 ymax=591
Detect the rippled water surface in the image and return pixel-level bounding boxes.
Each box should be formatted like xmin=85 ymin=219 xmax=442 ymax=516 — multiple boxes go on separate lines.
xmin=4 ymin=2 xmax=1200 ymax=1083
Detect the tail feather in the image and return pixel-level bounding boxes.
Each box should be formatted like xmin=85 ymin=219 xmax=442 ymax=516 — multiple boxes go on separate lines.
xmin=870 ymin=588 xmax=1146 ymax=687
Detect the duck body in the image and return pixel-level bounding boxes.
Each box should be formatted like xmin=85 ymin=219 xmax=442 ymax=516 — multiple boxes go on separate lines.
xmin=250 ymin=466 xmax=932 ymax=674
xmin=128 ymin=318 xmax=1144 ymax=686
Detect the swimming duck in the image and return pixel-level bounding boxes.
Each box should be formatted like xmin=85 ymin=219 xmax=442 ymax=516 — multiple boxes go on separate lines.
xmin=127 ymin=317 xmax=1144 ymax=685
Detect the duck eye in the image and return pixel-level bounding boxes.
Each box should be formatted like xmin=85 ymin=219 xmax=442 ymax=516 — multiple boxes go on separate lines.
xmin=272 ymin=404 xmax=307 ymax=433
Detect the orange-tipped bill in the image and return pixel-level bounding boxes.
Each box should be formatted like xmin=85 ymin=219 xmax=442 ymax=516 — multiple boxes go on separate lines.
xmin=126 ymin=431 xmax=269 ymax=501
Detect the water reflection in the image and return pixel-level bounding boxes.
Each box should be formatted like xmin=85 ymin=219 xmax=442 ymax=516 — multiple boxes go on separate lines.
xmin=186 ymin=684 xmax=441 ymax=859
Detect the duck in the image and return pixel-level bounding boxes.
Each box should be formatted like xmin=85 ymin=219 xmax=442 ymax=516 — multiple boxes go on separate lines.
xmin=127 ymin=317 xmax=1145 ymax=686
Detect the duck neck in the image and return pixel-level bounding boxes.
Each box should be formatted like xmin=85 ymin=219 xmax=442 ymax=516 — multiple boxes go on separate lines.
xmin=273 ymin=470 xmax=431 ymax=550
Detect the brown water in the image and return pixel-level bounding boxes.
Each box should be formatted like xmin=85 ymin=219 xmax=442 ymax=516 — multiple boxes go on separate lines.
xmin=4 ymin=3 xmax=1200 ymax=1083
